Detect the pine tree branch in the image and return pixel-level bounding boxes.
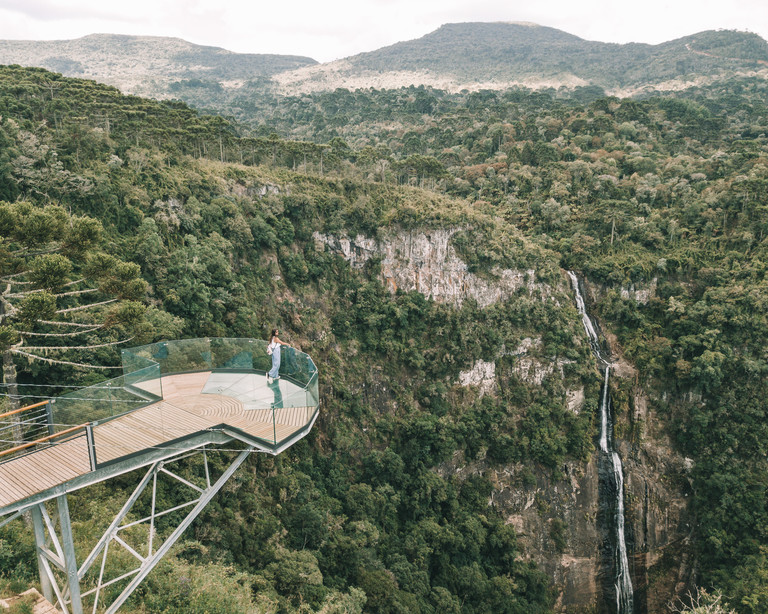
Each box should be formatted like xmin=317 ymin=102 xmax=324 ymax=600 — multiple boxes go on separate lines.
xmin=54 ymin=288 xmax=99 ymax=298
xmin=20 ymin=337 xmax=133 ymax=351
xmin=56 ymin=298 xmax=118 ymax=314
xmin=18 ymin=325 xmax=104 ymax=337
xmin=37 ymin=319 xmax=101 ymax=328
xmin=5 ymin=288 xmax=45 ymax=298
xmin=9 ymin=246 xmax=60 ymax=257
xmin=0 ymin=272 xmax=29 ymax=282
xmin=6 ymin=285 xmax=95 ymax=299
xmin=1 ymin=279 xmax=34 ymax=286
xmin=0 ymin=278 xmax=83 ymax=291
xmin=10 ymin=349 xmax=121 ymax=370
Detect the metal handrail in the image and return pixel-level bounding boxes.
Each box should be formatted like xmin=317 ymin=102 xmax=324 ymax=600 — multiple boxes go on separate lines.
xmin=0 ymin=423 xmax=88 ymax=459
xmin=0 ymin=400 xmax=49 ymax=421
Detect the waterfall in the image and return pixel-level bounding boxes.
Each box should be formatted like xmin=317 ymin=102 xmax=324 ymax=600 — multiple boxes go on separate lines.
xmin=567 ymin=270 xmax=606 ymax=364
xmin=568 ymin=272 xmax=634 ymax=614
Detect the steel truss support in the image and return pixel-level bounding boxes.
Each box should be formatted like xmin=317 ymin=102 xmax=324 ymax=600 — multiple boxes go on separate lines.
xmin=28 ymin=445 xmax=253 ymax=614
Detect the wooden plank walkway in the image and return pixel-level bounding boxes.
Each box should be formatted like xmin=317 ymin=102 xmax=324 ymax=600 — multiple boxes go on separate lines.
xmin=0 ymin=372 xmax=316 ymax=510
xmin=0 ymin=436 xmax=91 ymax=508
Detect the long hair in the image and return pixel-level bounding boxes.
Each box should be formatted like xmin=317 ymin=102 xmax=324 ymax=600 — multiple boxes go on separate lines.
xmin=270 ymin=328 xmax=278 ymax=341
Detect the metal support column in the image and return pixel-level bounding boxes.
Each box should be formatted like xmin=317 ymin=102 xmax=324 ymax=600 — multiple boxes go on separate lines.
xmin=104 ymin=447 xmax=253 ymax=614
xmin=3 ymin=443 xmax=256 ymax=614
xmin=30 ymin=505 xmax=54 ymax=604
xmin=77 ymin=461 xmax=159 ymax=581
xmin=56 ymin=495 xmax=83 ymax=614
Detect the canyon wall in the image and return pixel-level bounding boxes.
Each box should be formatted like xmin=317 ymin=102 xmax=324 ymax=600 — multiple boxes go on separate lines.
xmin=317 ymin=228 xmax=694 ymax=612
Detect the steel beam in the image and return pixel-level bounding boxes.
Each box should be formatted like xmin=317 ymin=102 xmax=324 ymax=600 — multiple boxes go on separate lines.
xmin=104 ymin=447 xmax=252 ymax=614
xmin=0 ymin=431 xmax=232 ymax=517
xmin=31 ymin=505 xmax=54 ymax=604
xmin=2 ymin=441 xmax=259 ymax=614
xmin=57 ymin=495 xmax=83 ymax=614
xmin=77 ymin=462 xmax=158 ymax=580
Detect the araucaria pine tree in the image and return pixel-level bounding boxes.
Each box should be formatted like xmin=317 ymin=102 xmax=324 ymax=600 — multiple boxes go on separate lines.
xmin=0 ymin=201 xmax=147 ymax=435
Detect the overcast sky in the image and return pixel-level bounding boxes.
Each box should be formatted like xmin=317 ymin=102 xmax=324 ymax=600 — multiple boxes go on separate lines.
xmin=0 ymin=0 xmax=766 ymax=63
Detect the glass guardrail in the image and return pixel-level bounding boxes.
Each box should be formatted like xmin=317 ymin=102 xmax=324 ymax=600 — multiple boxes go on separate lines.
xmin=45 ymin=338 xmax=320 ymax=449
xmin=51 ymin=364 xmax=162 ymax=431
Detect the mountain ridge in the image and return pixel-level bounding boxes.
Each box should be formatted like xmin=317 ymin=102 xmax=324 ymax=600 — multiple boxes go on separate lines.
xmin=0 ymin=33 xmax=317 ymax=97
xmin=274 ymin=22 xmax=768 ymax=94
xmin=0 ymin=23 xmax=766 ymax=101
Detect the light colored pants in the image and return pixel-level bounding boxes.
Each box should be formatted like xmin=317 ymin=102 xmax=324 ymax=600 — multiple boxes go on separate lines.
xmin=268 ymin=346 xmax=281 ymax=379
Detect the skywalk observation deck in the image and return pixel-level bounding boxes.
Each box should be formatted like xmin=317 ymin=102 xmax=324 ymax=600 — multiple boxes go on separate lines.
xmin=0 ymin=338 xmax=319 ymax=516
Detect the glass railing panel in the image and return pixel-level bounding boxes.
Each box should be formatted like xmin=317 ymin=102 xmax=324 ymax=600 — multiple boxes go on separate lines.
xmin=240 ymin=338 xmax=272 ymax=375
xmin=276 ymin=346 xmax=315 ymax=387
xmin=123 ymin=364 xmax=163 ymax=401
xmin=306 ymin=370 xmax=319 ymax=407
xmin=209 ymin=338 xmax=257 ymax=370
xmin=274 ymin=384 xmax=313 ymax=410
xmin=157 ymin=338 xmax=213 ymax=374
xmin=121 ymin=342 xmax=160 ymax=377
xmin=51 ymin=372 xmax=158 ymax=430
xmin=120 ymin=347 xmax=156 ymax=377
xmin=123 ymin=339 xmax=213 ymax=376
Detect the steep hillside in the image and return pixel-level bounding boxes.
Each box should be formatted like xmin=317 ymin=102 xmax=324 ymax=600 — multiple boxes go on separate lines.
xmin=0 ymin=65 xmax=572 ymax=614
xmin=0 ymin=33 xmax=316 ymax=98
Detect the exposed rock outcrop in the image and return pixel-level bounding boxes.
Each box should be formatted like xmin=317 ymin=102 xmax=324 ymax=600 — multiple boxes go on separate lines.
xmin=313 ymin=229 xmax=537 ymax=308
xmin=459 ymin=360 xmax=496 ymax=396
xmin=620 ymin=278 xmax=658 ymax=305
xmin=496 ymin=459 xmax=602 ymax=612
xmin=495 ymin=385 xmax=692 ymax=613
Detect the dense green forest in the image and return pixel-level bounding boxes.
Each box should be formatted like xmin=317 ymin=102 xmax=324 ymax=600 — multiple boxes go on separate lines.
xmin=1 ymin=64 xmax=768 ymax=613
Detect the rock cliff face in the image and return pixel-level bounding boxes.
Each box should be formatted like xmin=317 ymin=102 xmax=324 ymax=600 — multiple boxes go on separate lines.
xmin=320 ymin=228 xmax=692 ymax=612
xmin=494 ymin=376 xmax=693 ymax=613
xmin=583 ymin=279 xmax=695 ymax=614
xmin=459 ymin=360 xmax=496 ymax=396
xmin=313 ymin=229 xmax=536 ymax=308
xmin=494 ymin=458 xmax=602 ymax=611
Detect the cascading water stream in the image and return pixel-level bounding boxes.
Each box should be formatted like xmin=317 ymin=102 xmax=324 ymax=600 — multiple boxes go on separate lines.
xmin=568 ymin=271 xmax=634 ymax=614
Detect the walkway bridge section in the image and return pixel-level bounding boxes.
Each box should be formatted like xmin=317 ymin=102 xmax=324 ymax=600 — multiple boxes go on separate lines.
xmin=0 ymin=338 xmax=319 ymax=614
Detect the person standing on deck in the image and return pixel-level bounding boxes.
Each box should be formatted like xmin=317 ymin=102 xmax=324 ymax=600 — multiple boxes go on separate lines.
xmin=267 ymin=328 xmax=288 ymax=383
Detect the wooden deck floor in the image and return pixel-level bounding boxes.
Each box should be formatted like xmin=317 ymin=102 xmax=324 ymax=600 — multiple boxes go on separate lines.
xmin=0 ymin=372 xmax=316 ymax=510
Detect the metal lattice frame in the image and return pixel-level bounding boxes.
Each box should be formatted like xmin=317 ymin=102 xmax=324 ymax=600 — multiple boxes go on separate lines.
xmin=26 ymin=445 xmax=253 ymax=614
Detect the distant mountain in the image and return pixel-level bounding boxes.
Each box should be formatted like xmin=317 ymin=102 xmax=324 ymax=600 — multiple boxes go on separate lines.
xmin=0 ymin=33 xmax=316 ymax=98
xmin=274 ymin=22 xmax=768 ymax=94
xmin=1 ymin=24 xmax=766 ymax=105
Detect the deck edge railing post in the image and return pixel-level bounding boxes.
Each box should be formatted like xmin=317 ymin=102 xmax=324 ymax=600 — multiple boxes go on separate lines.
xmin=49 ymin=399 xmax=57 ymax=434
xmin=46 ymin=401 xmax=54 ymax=437
xmin=157 ymin=362 xmax=164 ymax=401
xmin=85 ymin=424 xmax=97 ymax=470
